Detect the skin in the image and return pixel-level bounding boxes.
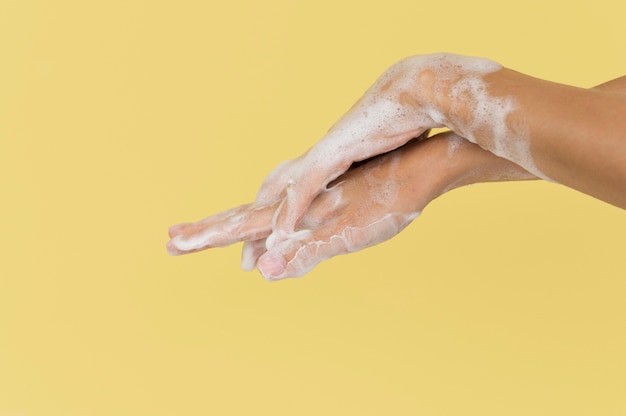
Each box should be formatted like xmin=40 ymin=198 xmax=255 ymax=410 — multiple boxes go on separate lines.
xmin=264 ymin=54 xmax=626 ymax=243
xmin=167 ymin=132 xmax=534 ymax=280
xmin=167 ymin=56 xmax=626 ymax=280
xmin=236 ymin=54 xmax=626 ymax=280
xmin=475 ymin=69 xmax=626 ymax=207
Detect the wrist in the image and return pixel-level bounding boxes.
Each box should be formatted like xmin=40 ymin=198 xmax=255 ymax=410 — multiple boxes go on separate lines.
xmin=414 ymin=60 xmax=547 ymax=180
xmin=392 ymin=132 xmax=466 ymax=207
xmin=399 ymin=132 xmax=535 ymax=204
xmin=438 ymin=133 xmax=536 ymax=193
xmin=410 ymin=53 xmax=504 ymax=129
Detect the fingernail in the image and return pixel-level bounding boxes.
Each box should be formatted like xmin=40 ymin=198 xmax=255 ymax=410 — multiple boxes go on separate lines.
xmin=258 ymin=256 xmax=287 ymax=281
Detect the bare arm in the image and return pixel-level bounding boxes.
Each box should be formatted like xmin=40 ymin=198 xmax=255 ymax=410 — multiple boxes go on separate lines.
xmin=433 ymin=68 xmax=626 ymax=207
xmin=593 ymin=75 xmax=626 ymax=94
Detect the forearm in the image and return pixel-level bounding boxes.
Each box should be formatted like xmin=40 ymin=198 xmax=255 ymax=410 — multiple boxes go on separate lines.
xmin=392 ymin=132 xmax=534 ymax=208
xmin=593 ymin=75 xmax=626 ymax=94
xmin=413 ymin=56 xmax=626 ymax=208
xmin=484 ymin=70 xmax=626 ymax=207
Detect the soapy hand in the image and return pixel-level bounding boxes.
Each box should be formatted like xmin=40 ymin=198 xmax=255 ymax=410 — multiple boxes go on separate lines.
xmin=167 ymin=132 xmax=535 ymax=280
xmin=256 ymin=54 xmax=506 ymax=250
xmin=168 ymin=142 xmax=428 ymax=280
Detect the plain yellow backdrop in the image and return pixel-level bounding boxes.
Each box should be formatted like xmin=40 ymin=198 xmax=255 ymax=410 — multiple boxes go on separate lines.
xmin=1 ymin=0 xmax=625 ymax=415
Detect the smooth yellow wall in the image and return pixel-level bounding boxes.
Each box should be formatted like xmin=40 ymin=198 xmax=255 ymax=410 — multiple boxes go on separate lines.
xmin=1 ymin=1 xmax=625 ymax=415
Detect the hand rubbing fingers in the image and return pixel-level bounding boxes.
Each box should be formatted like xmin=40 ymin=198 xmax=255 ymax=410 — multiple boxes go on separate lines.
xmin=239 ymin=159 xmax=299 ymax=265
xmin=272 ymin=158 xmax=347 ymax=240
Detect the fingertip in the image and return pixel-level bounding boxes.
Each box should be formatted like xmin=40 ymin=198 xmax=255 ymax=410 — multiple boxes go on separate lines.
xmin=166 ymin=240 xmax=183 ymax=256
xmin=257 ymin=255 xmax=287 ymax=281
xmin=241 ymin=240 xmax=263 ymax=271
xmin=168 ymin=223 xmax=189 ymax=238
xmin=241 ymin=257 xmax=256 ymax=272
xmin=167 ymin=234 xmax=202 ymax=252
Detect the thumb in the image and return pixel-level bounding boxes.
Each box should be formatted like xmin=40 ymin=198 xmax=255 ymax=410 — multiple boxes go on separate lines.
xmin=256 ymin=228 xmax=341 ymax=281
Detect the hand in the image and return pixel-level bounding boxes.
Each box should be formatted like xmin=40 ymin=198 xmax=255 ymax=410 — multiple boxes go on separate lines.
xmin=257 ymin=53 xmax=505 ymax=247
xmin=167 ymin=132 xmax=534 ymax=280
xmin=168 ymin=140 xmax=430 ymax=279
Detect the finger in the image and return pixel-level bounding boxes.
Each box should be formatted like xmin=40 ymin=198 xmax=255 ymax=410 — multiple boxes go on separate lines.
xmin=166 ymin=202 xmax=278 ymax=255
xmin=258 ymin=211 xmax=420 ymax=281
xmin=241 ymin=239 xmax=267 ymax=271
xmin=168 ymin=204 xmax=251 ymax=239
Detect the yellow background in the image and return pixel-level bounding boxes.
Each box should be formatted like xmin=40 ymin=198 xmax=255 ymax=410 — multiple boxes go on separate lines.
xmin=1 ymin=0 xmax=625 ymax=415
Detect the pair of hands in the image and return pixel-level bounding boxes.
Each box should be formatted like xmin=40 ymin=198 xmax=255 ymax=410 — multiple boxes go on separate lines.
xmin=166 ymin=54 xmax=535 ymax=280
xmin=166 ymin=132 xmax=532 ymax=280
